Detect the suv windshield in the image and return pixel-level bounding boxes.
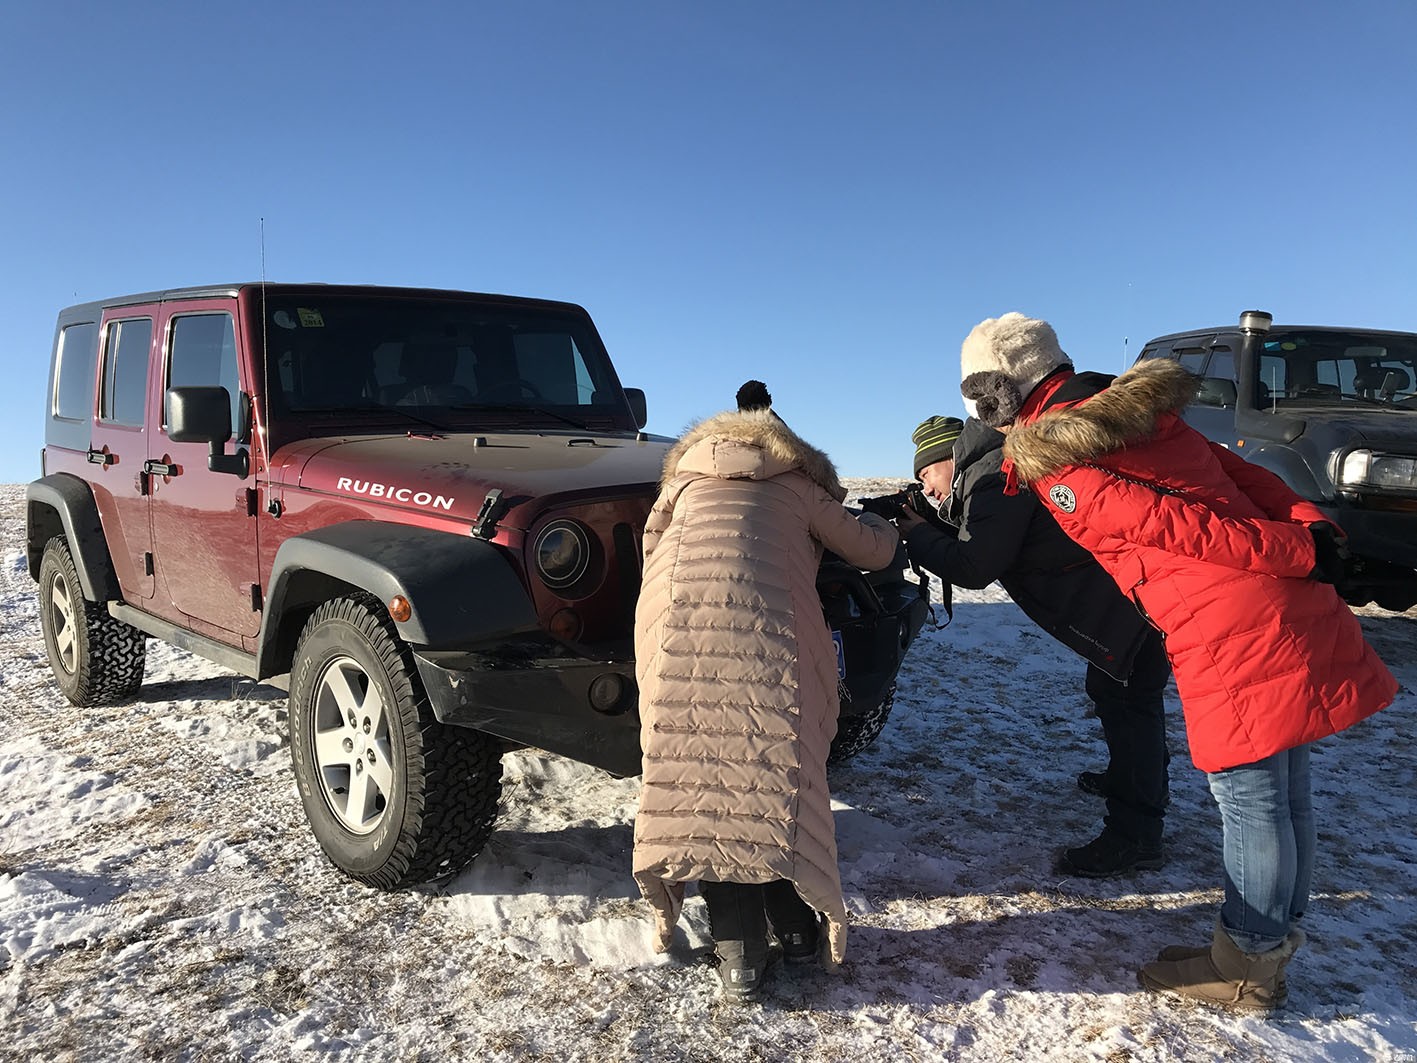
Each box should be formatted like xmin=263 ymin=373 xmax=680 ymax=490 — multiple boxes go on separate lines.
xmin=1257 ymin=330 xmax=1417 ymax=411
xmin=260 ymin=294 xmax=634 ymax=431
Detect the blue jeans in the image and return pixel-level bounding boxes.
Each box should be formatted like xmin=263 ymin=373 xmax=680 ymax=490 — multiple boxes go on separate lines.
xmin=1206 ymin=744 xmax=1315 ymax=953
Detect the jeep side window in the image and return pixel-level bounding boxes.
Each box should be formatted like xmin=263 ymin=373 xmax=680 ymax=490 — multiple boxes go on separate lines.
xmin=54 ymin=321 xmax=99 ymax=421
xmin=1182 ymin=347 xmax=1238 ymax=408
xmin=99 ymin=318 xmax=152 ymax=427
xmin=166 ymin=313 xmax=243 ymax=439
xmin=1206 ymin=351 xmax=1235 ymax=382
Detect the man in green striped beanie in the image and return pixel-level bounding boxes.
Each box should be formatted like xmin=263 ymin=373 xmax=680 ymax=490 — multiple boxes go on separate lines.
xmin=911 ymin=415 xmax=964 ymax=501
xmin=896 ymin=412 xmax=1172 ymax=879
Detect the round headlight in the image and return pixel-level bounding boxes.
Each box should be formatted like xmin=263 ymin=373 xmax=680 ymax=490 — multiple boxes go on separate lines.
xmin=534 ymin=520 xmax=591 ymax=589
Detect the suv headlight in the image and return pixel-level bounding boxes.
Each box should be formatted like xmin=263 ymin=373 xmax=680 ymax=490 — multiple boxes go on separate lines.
xmin=534 ymin=519 xmax=593 ymax=589
xmin=1336 ymin=449 xmax=1417 ymax=492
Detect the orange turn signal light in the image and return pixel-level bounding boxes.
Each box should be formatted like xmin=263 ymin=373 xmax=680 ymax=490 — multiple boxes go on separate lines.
xmin=549 ymin=608 xmax=582 ymax=642
xmin=387 ymin=595 xmax=412 ymax=623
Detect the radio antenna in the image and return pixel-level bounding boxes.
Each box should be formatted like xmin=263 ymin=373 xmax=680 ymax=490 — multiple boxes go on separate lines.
xmin=259 ymin=217 xmax=268 ymax=379
xmin=255 ymin=218 xmax=269 ymax=476
xmin=260 ymin=217 xmax=267 ymax=309
xmin=1122 ymin=280 xmax=1133 ymax=370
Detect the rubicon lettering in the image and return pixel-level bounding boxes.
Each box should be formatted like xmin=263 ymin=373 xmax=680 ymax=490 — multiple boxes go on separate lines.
xmin=335 ymin=477 xmax=455 ymax=510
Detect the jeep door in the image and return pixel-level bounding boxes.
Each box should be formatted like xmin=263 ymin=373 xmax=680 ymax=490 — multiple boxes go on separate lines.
xmin=148 ymin=301 xmax=261 ymax=639
xmin=88 ymin=306 xmax=159 ymax=600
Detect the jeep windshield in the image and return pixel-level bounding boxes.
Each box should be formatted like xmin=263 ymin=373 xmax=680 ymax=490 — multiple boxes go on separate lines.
xmin=1257 ymin=330 xmax=1417 ymax=411
xmin=259 ymin=294 xmax=637 ymax=433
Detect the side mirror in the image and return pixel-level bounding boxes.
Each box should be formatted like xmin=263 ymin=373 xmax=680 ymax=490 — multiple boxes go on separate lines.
xmin=623 ymin=387 xmax=648 ymax=430
xmin=168 ymin=386 xmax=231 ymax=443
xmin=1195 ymin=378 xmax=1237 ymax=408
xmin=167 ymin=386 xmax=249 ymax=478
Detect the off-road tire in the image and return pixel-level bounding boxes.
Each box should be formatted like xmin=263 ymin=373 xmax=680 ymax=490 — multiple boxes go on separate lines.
xmin=828 ymin=681 xmax=896 ymax=765
xmin=288 ymin=595 xmax=503 ymax=889
xmin=38 ymin=537 xmax=146 ymax=706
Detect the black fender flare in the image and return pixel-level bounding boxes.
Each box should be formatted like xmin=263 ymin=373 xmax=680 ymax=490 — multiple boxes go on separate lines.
xmin=1234 ymin=443 xmax=1329 ymax=504
xmin=257 ymin=521 xmax=541 ymax=679
xmin=25 ymin=474 xmax=120 ymax=602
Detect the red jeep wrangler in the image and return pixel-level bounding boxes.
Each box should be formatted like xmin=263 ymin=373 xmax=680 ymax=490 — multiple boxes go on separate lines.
xmin=27 ymin=284 xmax=926 ymax=889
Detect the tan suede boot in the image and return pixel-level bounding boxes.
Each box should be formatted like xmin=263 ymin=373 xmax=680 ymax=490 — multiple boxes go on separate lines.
xmin=1139 ymin=918 xmax=1303 ymax=1013
xmin=1154 ymin=941 xmax=1287 ymax=1006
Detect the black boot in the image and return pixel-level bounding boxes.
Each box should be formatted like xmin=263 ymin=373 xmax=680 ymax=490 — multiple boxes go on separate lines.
xmin=764 ymin=880 xmax=819 ymax=965
xmin=700 ymin=881 xmax=770 ymax=1002
xmin=1057 ymin=828 xmax=1165 ymax=878
xmin=712 ymin=938 xmax=766 ymax=1001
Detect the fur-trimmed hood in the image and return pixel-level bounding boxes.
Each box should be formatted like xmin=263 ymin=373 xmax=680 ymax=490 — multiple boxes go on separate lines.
xmin=661 ymin=408 xmax=846 ymax=501
xmin=1004 ymin=358 xmax=1200 ymax=484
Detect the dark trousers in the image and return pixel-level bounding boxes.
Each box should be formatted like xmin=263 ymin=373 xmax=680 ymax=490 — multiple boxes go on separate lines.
xmin=1085 ymin=626 xmax=1171 ymax=848
xmin=698 ymin=879 xmax=815 ymax=954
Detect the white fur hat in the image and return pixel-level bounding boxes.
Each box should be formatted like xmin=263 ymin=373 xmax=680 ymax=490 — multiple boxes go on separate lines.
xmin=959 ymin=312 xmax=1072 ymax=427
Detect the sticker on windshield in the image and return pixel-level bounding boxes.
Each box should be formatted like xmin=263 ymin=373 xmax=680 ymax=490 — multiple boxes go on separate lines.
xmin=297 ymin=307 xmax=325 ymax=328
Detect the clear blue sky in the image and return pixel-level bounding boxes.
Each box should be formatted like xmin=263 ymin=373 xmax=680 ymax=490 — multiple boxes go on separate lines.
xmin=3 ymin=1 xmax=1415 ymax=484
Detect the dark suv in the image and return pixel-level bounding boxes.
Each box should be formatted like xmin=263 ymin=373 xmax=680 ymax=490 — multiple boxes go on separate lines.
xmin=1137 ymin=310 xmax=1417 ymax=610
xmin=27 ymin=284 xmax=926 ymax=889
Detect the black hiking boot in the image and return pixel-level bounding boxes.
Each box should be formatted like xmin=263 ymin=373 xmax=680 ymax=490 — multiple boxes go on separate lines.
xmin=1057 ymin=830 xmax=1165 ymax=878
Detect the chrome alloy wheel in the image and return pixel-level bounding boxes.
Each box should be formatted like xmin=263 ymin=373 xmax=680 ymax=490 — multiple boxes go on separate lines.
xmin=310 ymin=655 xmax=395 ymax=834
xmin=46 ymin=568 xmax=78 ymax=674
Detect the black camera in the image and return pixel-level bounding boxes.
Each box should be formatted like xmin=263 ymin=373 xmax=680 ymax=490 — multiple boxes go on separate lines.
xmin=859 ymin=483 xmax=934 ymax=521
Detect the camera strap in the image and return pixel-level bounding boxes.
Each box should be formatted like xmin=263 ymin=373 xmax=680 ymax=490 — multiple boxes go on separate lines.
xmin=912 ymin=560 xmax=951 ymax=628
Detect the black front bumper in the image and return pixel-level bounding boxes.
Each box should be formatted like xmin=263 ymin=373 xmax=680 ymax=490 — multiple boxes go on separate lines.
xmin=1321 ymin=500 xmax=1417 ymax=569
xmin=415 ymin=639 xmax=643 ymax=777
xmin=1316 ymin=499 xmax=1417 ymax=606
xmin=416 ymin=553 xmax=931 ymax=780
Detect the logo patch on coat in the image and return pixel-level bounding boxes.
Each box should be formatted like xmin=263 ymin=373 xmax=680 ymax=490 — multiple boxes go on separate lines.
xmin=1048 ymin=484 xmax=1077 ymax=513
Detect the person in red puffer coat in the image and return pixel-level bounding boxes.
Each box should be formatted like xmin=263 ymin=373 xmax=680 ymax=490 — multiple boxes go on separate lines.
xmin=959 ymin=312 xmax=1397 ymax=1014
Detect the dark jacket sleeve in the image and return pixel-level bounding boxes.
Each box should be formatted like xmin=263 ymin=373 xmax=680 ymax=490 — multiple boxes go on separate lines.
xmin=903 ymin=476 xmax=1036 ymax=589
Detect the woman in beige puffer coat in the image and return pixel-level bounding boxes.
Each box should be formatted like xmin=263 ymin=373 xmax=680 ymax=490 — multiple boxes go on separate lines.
xmin=632 ymin=404 xmax=899 ymax=988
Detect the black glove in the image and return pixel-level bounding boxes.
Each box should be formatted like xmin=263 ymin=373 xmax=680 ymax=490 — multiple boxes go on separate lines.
xmin=1308 ymin=523 xmax=1348 ymax=585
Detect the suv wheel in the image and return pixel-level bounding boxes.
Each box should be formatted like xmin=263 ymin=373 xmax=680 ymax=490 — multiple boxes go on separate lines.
xmin=828 ymin=681 xmax=896 ymax=765
xmin=289 ymin=596 xmax=503 ymax=889
xmin=38 ymin=537 xmax=146 ymax=705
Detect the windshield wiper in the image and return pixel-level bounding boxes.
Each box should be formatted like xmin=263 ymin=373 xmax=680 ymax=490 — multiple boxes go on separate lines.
xmin=299 ymin=404 xmax=453 ymax=433
xmin=1336 ymin=392 xmax=1403 ymax=409
xmin=450 ymin=403 xmax=595 ymax=431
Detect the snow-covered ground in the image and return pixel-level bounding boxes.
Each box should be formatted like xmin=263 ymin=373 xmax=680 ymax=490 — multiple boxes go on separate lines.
xmin=2 ymin=480 xmax=1414 ymax=1062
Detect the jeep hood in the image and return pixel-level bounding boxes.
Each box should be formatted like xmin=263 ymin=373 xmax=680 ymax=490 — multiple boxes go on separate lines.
xmin=1286 ymin=406 xmax=1417 ymax=449
xmin=269 ymin=432 xmax=669 ymax=527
